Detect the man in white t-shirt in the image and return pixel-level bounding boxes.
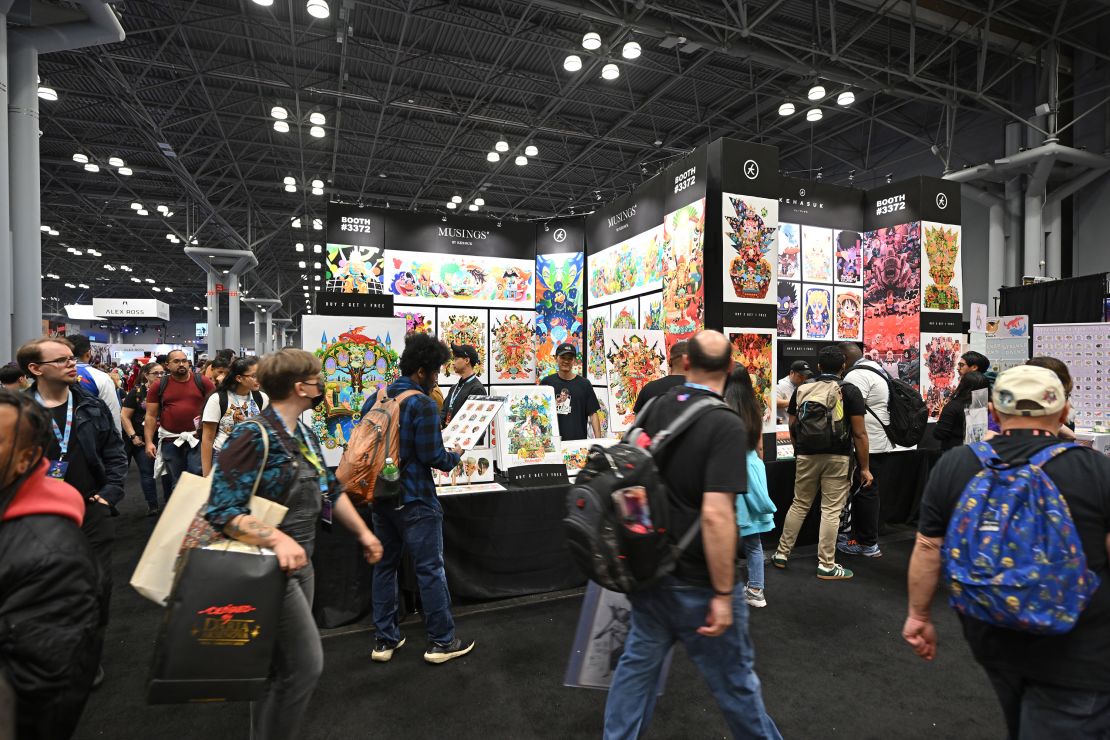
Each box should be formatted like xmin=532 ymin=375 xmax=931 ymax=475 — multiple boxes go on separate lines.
xmin=775 ymin=360 xmax=812 ymax=424
xmin=67 ymin=334 xmax=122 ymax=435
xmin=836 ymin=342 xmax=893 ymax=558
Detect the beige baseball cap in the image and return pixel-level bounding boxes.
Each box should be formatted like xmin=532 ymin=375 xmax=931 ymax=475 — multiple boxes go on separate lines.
xmin=992 ymin=365 xmax=1067 ymax=417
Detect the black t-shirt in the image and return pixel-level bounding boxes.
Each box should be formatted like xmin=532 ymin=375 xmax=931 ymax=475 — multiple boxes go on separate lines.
xmin=642 ymin=385 xmax=748 ymax=587
xmin=45 ymin=396 xmax=98 ymax=497
xmin=633 ymin=374 xmax=686 ymax=413
xmin=122 ymin=385 xmax=147 ymax=439
xmin=540 ymin=374 xmax=600 ymax=441
xmin=787 ymin=375 xmax=866 ymax=456
xmin=918 ymin=430 xmax=1110 ymax=691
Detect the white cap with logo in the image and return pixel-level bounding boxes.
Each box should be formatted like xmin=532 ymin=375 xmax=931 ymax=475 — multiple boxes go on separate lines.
xmin=992 ymin=365 xmax=1067 ymax=417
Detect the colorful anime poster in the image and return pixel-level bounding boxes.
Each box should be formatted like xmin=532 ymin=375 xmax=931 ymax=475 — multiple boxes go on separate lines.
xmin=301 ymin=316 xmax=406 ymax=466
xmin=921 ymin=222 xmax=963 ymax=312
xmin=433 ymin=447 xmax=495 ymax=487
xmin=610 ymin=298 xmax=639 ymax=330
xmin=603 ymin=329 xmax=668 ymax=433
xmin=986 ymin=315 xmax=1030 ymax=338
xmin=722 ymin=193 xmax=778 ymax=304
xmin=921 ymin=333 xmax=964 ymax=420
xmin=588 ymin=226 xmax=664 ymax=305
xmin=585 ymin=304 xmax=610 ymax=385
xmin=587 ymin=386 xmax=611 ymax=439
xmin=862 ymin=223 xmax=922 ymax=388
xmin=489 ymin=310 xmax=537 ymax=384
xmin=383 ymin=249 xmax=534 ymax=308
xmin=834 ymin=287 xmax=864 ymax=342
xmin=834 ymin=230 xmax=864 ymax=286
xmin=493 ymin=385 xmax=562 ymax=470
xmin=801 ymin=226 xmax=834 ymax=283
xmin=778 ymin=223 xmax=801 ymax=280
xmin=802 ymin=285 xmax=833 ymax=341
xmin=437 ymin=309 xmax=489 ymax=386
xmin=393 ymin=305 xmax=434 ymax=335
xmin=325 ymin=244 xmax=385 ymax=294
xmin=535 ymin=252 xmax=584 ymax=381
xmin=661 ymin=199 xmax=705 ymax=347
xmin=777 ymin=281 xmax=801 ymax=340
xmin=725 ymin=329 xmax=777 ymax=432
xmin=639 ymin=293 xmax=665 ymax=331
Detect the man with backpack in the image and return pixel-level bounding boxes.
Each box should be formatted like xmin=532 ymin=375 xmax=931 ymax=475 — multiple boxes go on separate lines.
xmin=773 ymin=345 xmax=872 ymax=580
xmin=602 ymin=330 xmax=780 ymax=739
xmin=904 ymin=364 xmax=1110 ymax=737
xmin=143 ymin=349 xmax=215 ymax=491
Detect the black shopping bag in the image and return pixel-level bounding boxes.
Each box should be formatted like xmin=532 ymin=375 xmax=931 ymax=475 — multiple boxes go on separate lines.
xmin=148 ymin=546 xmax=286 ymax=704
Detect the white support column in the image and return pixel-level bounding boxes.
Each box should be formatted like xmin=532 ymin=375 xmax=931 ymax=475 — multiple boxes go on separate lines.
xmin=0 ymin=12 xmax=11 ymax=358
xmin=8 ymin=40 xmax=39 ymax=348
xmin=253 ymin=311 xmax=263 ymax=355
xmin=226 ymin=271 xmax=240 ymax=353
xmin=988 ymin=201 xmax=1005 ymax=306
xmin=264 ymin=310 xmax=273 ymax=356
xmin=1044 ymin=198 xmax=1062 ymax=279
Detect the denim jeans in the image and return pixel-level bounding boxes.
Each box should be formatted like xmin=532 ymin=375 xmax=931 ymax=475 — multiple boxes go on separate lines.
xmin=131 ymin=445 xmax=169 ymax=508
xmin=602 ymin=577 xmax=781 ymax=740
xmin=159 ymin=439 xmax=201 ymax=494
xmin=371 ymin=499 xmax=455 ymax=645
xmin=984 ymin=667 xmax=1110 ymax=739
xmin=742 ymin=534 xmax=765 ymax=591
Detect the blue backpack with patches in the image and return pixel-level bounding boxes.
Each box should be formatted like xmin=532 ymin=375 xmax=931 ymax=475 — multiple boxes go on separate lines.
xmin=943 ymin=441 xmax=1099 ymax=635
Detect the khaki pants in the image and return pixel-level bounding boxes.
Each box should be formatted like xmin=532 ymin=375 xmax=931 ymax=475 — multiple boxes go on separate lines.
xmin=775 ymin=453 xmax=852 ymax=568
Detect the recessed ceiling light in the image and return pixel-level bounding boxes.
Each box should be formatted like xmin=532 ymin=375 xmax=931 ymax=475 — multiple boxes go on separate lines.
xmin=474 ymin=197 xmax=485 ymax=206
xmin=157 ymin=204 xmax=169 ymax=213
xmin=524 ymin=144 xmax=538 ymax=157
xmin=130 ymin=202 xmax=142 ymax=210
xmin=252 ymin=0 xmax=275 ymax=6
xmin=446 ymin=202 xmax=457 ymax=209
xmin=284 ymin=184 xmax=297 ymax=192
xmin=622 ymin=41 xmax=641 ymax=59
xmin=40 ymin=225 xmax=49 ymax=232
xmin=298 ymin=261 xmax=306 ymax=268
xmin=807 ymin=84 xmax=825 ymax=101
xmin=164 ymin=287 xmax=173 ymax=292
xmin=311 ymin=178 xmax=324 ymax=188
xmin=137 ymin=209 xmax=148 ymax=216
xmin=487 ymin=151 xmax=500 ymax=162
xmin=273 ymin=120 xmax=290 ymax=133
xmin=601 ymin=63 xmax=619 ymax=80
xmin=778 ymin=102 xmax=795 ymax=116
xmin=48 ymin=229 xmax=59 ymax=236
xmin=468 ymin=204 xmax=479 ymax=211
xmin=312 ymin=219 xmax=322 ymax=230
xmin=311 ymin=187 xmax=323 ymax=196
xmin=313 ymin=244 xmax=322 ymax=253
xmin=582 ymin=31 xmax=601 ymax=50
xmin=563 ymin=54 xmax=582 ymax=72
xmin=151 ymin=286 xmax=161 ymax=292
xmin=295 ymin=243 xmax=304 ymax=252
xmin=72 ymin=153 xmax=88 ymax=164
xmin=283 ymin=176 xmax=296 ymax=185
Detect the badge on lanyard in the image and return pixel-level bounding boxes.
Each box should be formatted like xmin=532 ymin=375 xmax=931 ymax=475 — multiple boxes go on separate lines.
xmin=38 ymin=391 xmax=74 ymax=480
xmin=47 ymin=460 xmax=70 ymax=479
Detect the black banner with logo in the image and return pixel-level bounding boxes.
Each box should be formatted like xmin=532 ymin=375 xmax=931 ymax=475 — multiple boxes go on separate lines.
xmin=778 ymin=176 xmax=865 ymax=230
xmin=918 ymin=176 xmax=962 ymax=225
xmin=535 ymin=217 xmax=585 ymax=255
xmin=662 ymin=144 xmax=709 ymax=213
xmin=718 ymin=139 xmax=780 ymax=199
xmin=864 ymin=177 xmax=961 ymax=231
xmin=585 ymin=176 xmax=665 ymax=255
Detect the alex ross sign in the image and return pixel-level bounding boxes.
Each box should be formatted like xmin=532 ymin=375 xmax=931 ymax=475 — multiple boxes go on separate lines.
xmin=93 ymin=298 xmax=170 ymax=321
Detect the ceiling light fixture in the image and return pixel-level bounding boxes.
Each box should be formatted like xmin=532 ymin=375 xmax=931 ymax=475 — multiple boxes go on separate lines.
xmin=311 ymin=178 xmax=324 ymax=189
xmin=130 ymin=202 xmax=142 ymax=210
xmin=563 ymin=54 xmax=582 ymax=72
xmin=312 ymin=219 xmax=323 ymax=230
xmin=284 ymin=184 xmax=297 ymax=193
xmin=806 ymin=108 xmax=823 ymax=122
xmin=108 ymin=156 xmax=125 ymax=168
xmin=495 ymin=139 xmax=509 ymax=153
xmin=309 ymin=125 xmax=325 ymax=138
xmin=137 ymin=208 xmax=148 ymax=216
xmin=468 ymin=204 xmax=479 ymax=211
xmin=311 ymin=187 xmax=323 ymax=196
xmin=40 ymin=225 xmax=49 ymax=232
xmin=309 ymin=112 xmax=326 ymax=126
xmin=306 ymin=0 xmax=330 ymax=19
xmin=72 ymin=153 xmax=88 ymax=164
xmin=298 ymin=261 xmax=306 ymax=268
xmin=451 ymin=195 xmax=462 ymax=203
xmin=837 ymin=90 xmax=855 ymax=106
xmin=48 ymin=229 xmax=59 ymax=237
xmin=38 ymin=85 xmax=58 ymax=102
xmin=515 ymin=155 xmax=527 ymax=166
xmin=273 ymin=120 xmax=290 ymax=133
xmin=283 ymin=176 xmax=296 ymax=185
xmin=807 ymin=84 xmax=825 ymax=101
xmin=157 ymin=204 xmax=169 ymax=213
xmin=83 ymin=163 xmax=99 ymax=173
xmin=291 ymin=217 xmax=302 ymax=228
xmin=474 ymin=197 xmax=485 ymax=206
xmin=118 ymin=167 xmax=133 ymax=176
xmin=446 ymin=202 xmax=457 ymax=209
xmin=778 ymin=102 xmax=795 ymax=116
xmin=601 ymin=63 xmax=619 ymax=80
xmin=313 ymin=244 xmax=322 ymax=253
xmin=622 ymin=41 xmax=641 ymax=59
xmin=271 ymin=105 xmax=288 ymax=119
xmin=582 ymin=31 xmax=601 ymax=50
xmin=487 ymin=151 xmax=500 ymax=162
xmin=295 ymin=242 xmax=304 ymax=252
xmin=524 ymin=144 xmax=538 ymax=157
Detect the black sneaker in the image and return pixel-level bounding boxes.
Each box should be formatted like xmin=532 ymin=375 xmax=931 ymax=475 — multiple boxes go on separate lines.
xmin=423 ymin=638 xmax=475 ymax=664
xmin=371 ymin=635 xmax=406 ymax=663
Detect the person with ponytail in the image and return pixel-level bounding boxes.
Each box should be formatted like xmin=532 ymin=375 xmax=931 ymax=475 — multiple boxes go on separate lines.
xmin=200 ymin=356 xmax=268 ymax=476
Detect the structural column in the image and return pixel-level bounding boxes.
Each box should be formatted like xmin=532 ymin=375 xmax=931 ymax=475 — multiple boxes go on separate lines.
xmin=987 ymin=201 xmax=1005 ymax=307
xmin=226 ymin=271 xmax=240 ymax=353
xmin=205 ymin=272 xmax=222 ymax=352
xmin=264 ymin=309 xmax=273 ymax=356
xmin=0 ymin=12 xmax=11 ymax=358
xmin=252 ymin=310 xmax=263 ymax=354
xmin=8 ymin=40 xmax=40 ymax=348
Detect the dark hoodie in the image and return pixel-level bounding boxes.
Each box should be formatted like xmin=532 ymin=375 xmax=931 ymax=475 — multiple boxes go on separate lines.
xmin=0 ymin=459 xmax=99 ymax=740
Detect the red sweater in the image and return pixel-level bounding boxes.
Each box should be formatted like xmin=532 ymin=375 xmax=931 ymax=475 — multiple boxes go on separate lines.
xmin=1 ymin=458 xmax=85 ymax=525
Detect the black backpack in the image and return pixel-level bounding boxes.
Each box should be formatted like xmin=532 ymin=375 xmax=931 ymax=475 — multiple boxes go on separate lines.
xmin=563 ymin=394 xmax=730 ymax=594
xmin=156 ymin=372 xmax=208 ymax=405
xmin=216 ymin=389 xmax=266 ymax=419
xmin=792 ymin=377 xmax=851 ymax=454
xmin=852 ymin=365 xmax=928 ymax=447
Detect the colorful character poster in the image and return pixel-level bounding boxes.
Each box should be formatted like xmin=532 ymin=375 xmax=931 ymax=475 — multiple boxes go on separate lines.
xmin=562 ymin=438 xmax=619 ymax=478
xmin=922 ymin=222 xmax=963 ymax=312
xmin=433 ymin=447 xmax=495 ymax=487
xmin=325 ymin=244 xmax=385 ymax=294
xmin=383 ymin=249 xmax=534 ymax=308
xmin=535 ymin=252 xmax=584 ymax=381
xmin=438 ymin=309 xmax=489 ymax=386
xmin=587 ymin=386 xmax=611 ymax=439
xmin=494 ymin=385 xmax=561 ymax=470
xmin=834 ymin=287 xmax=864 ymax=342
xmin=489 ymin=310 xmax=536 ymax=384
xmin=588 ymin=226 xmax=664 ymax=305
xmin=610 ymin=298 xmax=639 ymax=330
xmin=921 ymin=333 xmax=964 ymax=420
xmin=639 ymin=293 xmax=665 ymax=331
xmin=661 ymin=199 xmax=705 ymax=348
xmin=393 ymin=305 xmax=434 ymax=335
xmin=986 ymin=315 xmax=1030 ymax=338
xmin=603 ymin=329 xmax=668 ymax=432
xmin=726 ymin=329 xmax=777 ymax=432
xmin=834 ymin=230 xmax=863 ymax=285
xmin=778 ymin=223 xmax=801 ymax=280
xmin=802 ymin=285 xmax=833 ymax=341
xmin=586 ymin=304 xmax=610 ymax=385
xmin=301 ymin=316 xmax=406 ymax=466
xmin=862 ymin=223 xmax=922 ymax=387
xmin=801 ymin=226 xmax=834 ymax=283
xmin=777 ymin=281 xmax=800 ymax=340
xmin=722 ymin=194 xmax=778 ymax=304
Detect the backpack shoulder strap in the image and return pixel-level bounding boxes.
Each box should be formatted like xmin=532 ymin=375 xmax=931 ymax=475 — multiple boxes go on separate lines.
xmin=648 ymin=397 xmax=730 ymax=457
xmin=1028 ymin=441 xmax=1079 ymax=469
xmin=156 ymin=375 xmax=169 ymax=405
xmin=218 ymin=389 xmax=229 ymax=418
xmin=967 ymin=441 xmax=1000 ymax=467
xmin=193 ymin=371 xmax=205 ymax=394
xmin=251 ymin=390 xmax=264 ymax=411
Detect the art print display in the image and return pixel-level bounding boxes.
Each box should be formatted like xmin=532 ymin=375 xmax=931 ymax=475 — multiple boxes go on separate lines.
xmin=610 ymin=298 xmax=639 ymax=330
xmin=437 ymin=309 xmax=489 ymax=386
xmin=777 ymin=281 xmax=800 ymax=339
xmin=725 ymin=329 xmax=776 ymax=432
xmin=920 ymin=333 xmax=964 ymax=420
xmin=639 ymin=293 xmax=665 ymax=331
xmin=301 ymin=316 xmax=405 ymax=466
xmin=603 ymin=330 xmax=668 ymax=433
xmin=561 ymin=438 xmax=619 ymax=479
xmin=986 ymin=315 xmax=1029 ymax=338
xmin=383 ymin=249 xmax=534 ymax=308
xmin=393 ymin=305 xmax=434 ymax=335
xmin=862 ymin=223 xmax=922 ymax=387
xmin=802 ymin=284 xmax=833 ymax=341
xmin=535 ymin=252 xmax=584 ymax=381
xmin=433 ymin=447 xmax=495 ymax=487
xmin=494 ymin=386 xmax=561 ymax=469
xmin=778 ymin=223 xmax=801 ymax=280
xmin=921 ymin=222 xmax=963 ymax=312
xmin=801 ymin=226 xmax=834 ymax=283
xmin=833 ymin=287 xmax=864 ymax=342
xmin=442 ymin=398 xmax=503 ymax=451
xmin=722 ymin=193 xmax=778 ymax=304
xmin=585 ymin=304 xmax=610 ymax=385
xmin=834 ymin=230 xmax=863 ymax=285
xmin=661 ymin=199 xmax=705 ymax=345
xmin=437 ymin=482 xmax=506 ymax=496
xmin=325 ymin=244 xmax=385 ymax=294
xmin=1033 ymin=322 xmax=1110 ymax=429
xmin=489 ymin=310 xmax=537 ymax=383
xmin=586 ymin=386 xmax=612 ymax=440
xmin=587 ymin=226 xmax=664 ymax=305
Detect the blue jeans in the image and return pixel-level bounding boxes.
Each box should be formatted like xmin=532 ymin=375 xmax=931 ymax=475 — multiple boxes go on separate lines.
xmin=159 ymin=438 xmax=201 ymax=494
xmin=603 ymin=577 xmax=780 ymax=740
xmin=371 ymin=499 xmax=455 ymax=645
xmin=742 ymin=534 xmax=765 ymax=591
xmin=131 ymin=445 xmax=170 ymax=508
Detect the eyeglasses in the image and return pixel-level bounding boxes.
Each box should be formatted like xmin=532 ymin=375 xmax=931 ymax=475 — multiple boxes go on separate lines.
xmin=299 ymin=379 xmax=321 ymax=387
xmin=148 ymin=371 xmax=165 ymax=377
xmin=36 ymin=355 xmax=78 ymax=366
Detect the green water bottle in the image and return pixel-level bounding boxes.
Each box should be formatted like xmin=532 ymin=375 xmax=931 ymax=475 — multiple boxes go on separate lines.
xmin=379 ymin=457 xmax=400 ymax=499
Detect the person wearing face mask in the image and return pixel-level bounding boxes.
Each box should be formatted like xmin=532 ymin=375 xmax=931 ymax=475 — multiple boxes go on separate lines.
xmin=204 ymin=348 xmax=383 ymax=740
xmin=200 ymin=356 xmax=268 ymax=476
xmin=0 ymin=389 xmax=100 ymax=740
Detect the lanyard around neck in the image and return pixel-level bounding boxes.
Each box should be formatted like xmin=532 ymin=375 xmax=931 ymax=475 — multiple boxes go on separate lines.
xmin=37 ymin=390 xmax=74 ymax=457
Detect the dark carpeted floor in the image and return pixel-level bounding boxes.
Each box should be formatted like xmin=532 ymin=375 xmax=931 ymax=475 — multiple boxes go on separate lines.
xmin=74 ymin=469 xmax=1004 ymax=739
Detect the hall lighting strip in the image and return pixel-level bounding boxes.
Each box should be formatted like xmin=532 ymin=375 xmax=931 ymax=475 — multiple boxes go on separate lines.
xmin=563 ymin=30 xmax=640 ymax=80
xmin=250 ymin=0 xmax=329 ymax=18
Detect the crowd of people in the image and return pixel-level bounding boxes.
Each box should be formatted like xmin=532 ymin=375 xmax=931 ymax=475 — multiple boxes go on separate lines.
xmin=1 ymin=329 xmax=1108 ymax=740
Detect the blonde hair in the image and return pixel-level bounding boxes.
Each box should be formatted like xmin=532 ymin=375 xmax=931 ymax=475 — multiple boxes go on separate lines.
xmin=257 ymin=349 xmax=321 ymax=400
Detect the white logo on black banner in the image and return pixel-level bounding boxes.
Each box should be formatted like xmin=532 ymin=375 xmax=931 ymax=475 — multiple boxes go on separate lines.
xmin=936 ymin=193 xmax=948 ymax=210
xmin=553 ymin=228 xmax=566 ymax=243
xmin=798 ymin=188 xmax=806 ymax=197
xmin=743 ymin=159 xmax=760 ymax=179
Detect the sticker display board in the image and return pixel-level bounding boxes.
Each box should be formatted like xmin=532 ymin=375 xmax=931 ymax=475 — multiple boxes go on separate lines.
xmin=984 ymin=337 xmax=1030 ymax=374
xmin=441 ymin=397 xmax=503 ymax=451
xmin=726 ymin=329 xmax=777 ymax=432
xmin=722 ymin=193 xmax=778 ymax=304
xmin=920 ymin=333 xmax=963 ymax=420
xmin=603 ymin=329 xmax=668 ymax=433
xmin=1033 ymin=322 xmax=1110 ymax=430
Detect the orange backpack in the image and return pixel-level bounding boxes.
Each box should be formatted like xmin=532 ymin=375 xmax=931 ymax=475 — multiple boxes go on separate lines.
xmin=337 ymin=388 xmax=421 ymax=504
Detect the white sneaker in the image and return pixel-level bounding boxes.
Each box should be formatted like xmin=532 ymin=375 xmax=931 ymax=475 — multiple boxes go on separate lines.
xmin=744 ymin=587 xmax=767 ymax=608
